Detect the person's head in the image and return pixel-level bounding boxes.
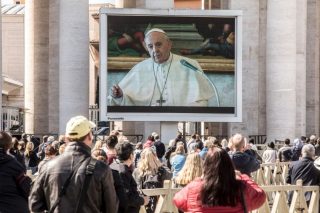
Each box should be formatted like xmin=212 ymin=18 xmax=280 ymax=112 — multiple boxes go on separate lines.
xmin=92 ymin=148 xmax=107 ymax=163
xmin=138 ymin=147 xmax=161 ymax=175
xmin=135 ymin=142 xmax=143 ymax=150
xmin=147 ymin=135 xmax=155 ymax=142
xmin=249 ymin=138 xmax=255 ymax=144
xmin=110 ymin=130 xmax=120 ymax=137
xmin=201 ymin=146 xmax=240 ymax=207
xmin=301 ymin=136 xmax=307 ymax=142
xmin=93 ymin=140 xmax=103 ymax=150
xmin=223 ymin=24 xmax=232 ymax=33
xmin=168 ymin=139 xmax=175 ymax=147
xmin=153 ymin=133 xmax=160 ymax=140
xmin=232 ymin=133 xmax=245 ymax=151
xmin=175 ymin=152 xmax=203 ymax=186
xmin=220 ymin=139 xmax=228 ymax=148
xmin=65 ymin=115 xmax=96 ymax=147
xmin=0 ymin=131 xmax=12 ymax=152
xmin=58 ymin=134 xmax=66 ymax=143
xmin=47 ymin=136 xmax=55 ymax=144
xmin=42 ymin=135 xmax=48 ymax=143
xmin=301 ymin=144 xmax=315 ymax=158
xmin=115 ymin=141 xmax=134 ymax=163
xmin=268 ymin=141 xmax=275 ymax=149
xmin=11 ymin=137 xmax=19 ymax=150
xmin=25 ymin=142 xmax=34 ymax=152
xmin=175 ymin=144 xmax=185 ymax=155
xmin=191 ymin=134 xmax=196 ymax=140
xmin=21 ymin=133 xmax=27 ymax=140
xmin=59 ymin=144 xmax=66 ymax=155
xmin=18 ymin=141 xmax=25 ymax=151
xmin=144 ymin=28 xmax=172 ymax=64
xmin=45 ymin=144 xmax=58 ymax=157
xmin=284 ymin=138 xmax=290 ymax=145
xmin=106 ymin=135 xmax=118 ymax=149
xmin=195 ymin=134 xmax=201 ymax=140
xmin=203 ymin=140 xmax=214 ymax=149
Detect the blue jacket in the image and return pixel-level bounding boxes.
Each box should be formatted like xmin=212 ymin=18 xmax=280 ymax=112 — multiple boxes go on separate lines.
xmin=229 ymin=150 xmax=260 ymax=176
xmin=171 ymin=154 xmax=186 ymax=177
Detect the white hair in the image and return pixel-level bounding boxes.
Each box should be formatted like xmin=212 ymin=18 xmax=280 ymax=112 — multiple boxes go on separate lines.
xmin=302 ymin=144 xmax=315 ymax=158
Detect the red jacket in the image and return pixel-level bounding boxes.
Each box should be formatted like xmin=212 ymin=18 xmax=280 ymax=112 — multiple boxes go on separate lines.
xmin=173 ymin=174 xmax=266 ymax=213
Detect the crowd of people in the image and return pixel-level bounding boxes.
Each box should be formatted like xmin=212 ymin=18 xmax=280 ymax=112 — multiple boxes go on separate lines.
xmin=2 ymin=115 xmax=320 ymax=212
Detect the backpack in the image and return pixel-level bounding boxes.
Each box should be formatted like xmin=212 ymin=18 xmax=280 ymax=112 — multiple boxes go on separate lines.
xmin=142 ymin=167 xmax=165 ymax=189
xmin=291 ymin=146 xmax=302 ymax=161
xmin=282 ymin=149 xmax=293 ymax=161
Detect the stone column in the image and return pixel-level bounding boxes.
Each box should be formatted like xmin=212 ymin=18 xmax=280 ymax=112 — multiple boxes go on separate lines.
xmin=58 ymin=0 xmax=89 ymax=133
xmin=258 ymin=0 xmax=267 ymax=136
xmin=25 ymin=0 xmax=49 ymax=134
xmin=295 ymin=0 xmax=307 ymax=137
xmin=227 ymin=0 xmax=260 ymax=137
xmin=306 ymin=0 xmax=320 ymax=136
xmin=48 ymin=0 xmax=59 ymax=133
xmin=266 ymin=0 xmax=297 ymax=141
xmin=25 ymin=0 xmax=89 ymax=134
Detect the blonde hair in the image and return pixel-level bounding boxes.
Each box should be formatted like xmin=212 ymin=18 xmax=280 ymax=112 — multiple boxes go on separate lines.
xmin=175 ymin=153 xmax=203 ymax=186
xmin=232 ymin=133 xmax=245 ymax=151
xmin=203 ymin=140 xmax=214 ymax=149
xmin=137 ymin=148 xmax=162 ymax=176
xmin=175 ymin=143 xmax=185 ymax=154
xmin=93 ymin=140 xmax=103 ymax=150
xmin=25 ymin=142 xmax=34 ymax=157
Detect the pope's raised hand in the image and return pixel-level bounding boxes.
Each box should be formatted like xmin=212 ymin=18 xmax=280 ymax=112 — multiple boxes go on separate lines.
xmin=111 ymin=84 xmax=123 ymax=98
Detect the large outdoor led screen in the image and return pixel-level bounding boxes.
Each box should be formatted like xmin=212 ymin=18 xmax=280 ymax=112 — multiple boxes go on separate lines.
xmin=99 ymin=8 xmax=242 ymax=122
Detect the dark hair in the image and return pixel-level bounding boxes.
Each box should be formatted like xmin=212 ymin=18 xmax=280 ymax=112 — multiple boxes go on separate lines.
xmin=249 ymin=138 xmax=254 ymax=144
xmin=201 ymin=147 xmax=241 ymax=206
xmin=135 ymin=142 xmax=143 ymax=150
xmin=45 ymin=145 xmax=57 ymax=156
xmin=0 ymin=131 xmax=13 ymax=151
xmin=106 ymin=135 xmax=118 ymax=149
xmin=191 ymin=134 xmax=196 ymax=139
xmin=147 ymin=135 xmax=155 ymax=141
xmin=284 ymin=138 xmax=290 ymax=145
xmin=12 ymin=137 xmax=19 ymax=150
xmin=116 ymin=142 xmax=134 ymax=161
xmin=268 ymin=141 xmax=275 ymax=149
xmin=42 ymin=135 xmax=48 ymax=143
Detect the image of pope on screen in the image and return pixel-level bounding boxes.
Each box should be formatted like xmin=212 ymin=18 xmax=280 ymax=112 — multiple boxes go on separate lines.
xmin=107 ymin=28 xmax=217 ymax=107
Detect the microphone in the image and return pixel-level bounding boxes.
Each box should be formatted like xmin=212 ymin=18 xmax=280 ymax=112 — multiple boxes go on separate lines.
xmin=180 ymin=59 xmax=198 ymax=71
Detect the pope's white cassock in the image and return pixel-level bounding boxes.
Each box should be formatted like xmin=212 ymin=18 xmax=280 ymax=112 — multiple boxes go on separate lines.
xmin=108 ymin=53 xmax=215 ymax=106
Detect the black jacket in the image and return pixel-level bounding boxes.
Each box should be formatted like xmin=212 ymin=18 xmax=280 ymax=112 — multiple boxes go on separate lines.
xmin=29 ymin=141 xmax=118 ymax=213
xmin=286 ymin=157 xmax=320 ymax=202
xmin=111 ymin=168 xmax=128 ymax=213
xmin=229 ymin=150 xmax=260 ymax=176
xmin=0 ymin=150 xmax=31 ymax=213
xmin=110 ymin=160 xmax=144 ymax=213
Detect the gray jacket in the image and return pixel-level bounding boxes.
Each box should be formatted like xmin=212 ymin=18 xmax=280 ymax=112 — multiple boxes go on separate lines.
xmin=29 ymin=141 xmax=118 ymax=213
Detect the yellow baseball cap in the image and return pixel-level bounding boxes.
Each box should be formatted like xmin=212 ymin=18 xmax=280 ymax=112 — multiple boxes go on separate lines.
xmin=66 ymin=116 xmax=96 ymax=139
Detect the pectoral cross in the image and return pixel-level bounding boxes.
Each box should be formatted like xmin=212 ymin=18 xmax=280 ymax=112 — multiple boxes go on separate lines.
xmin=156 ymin=95 xmax=166 ymax=106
